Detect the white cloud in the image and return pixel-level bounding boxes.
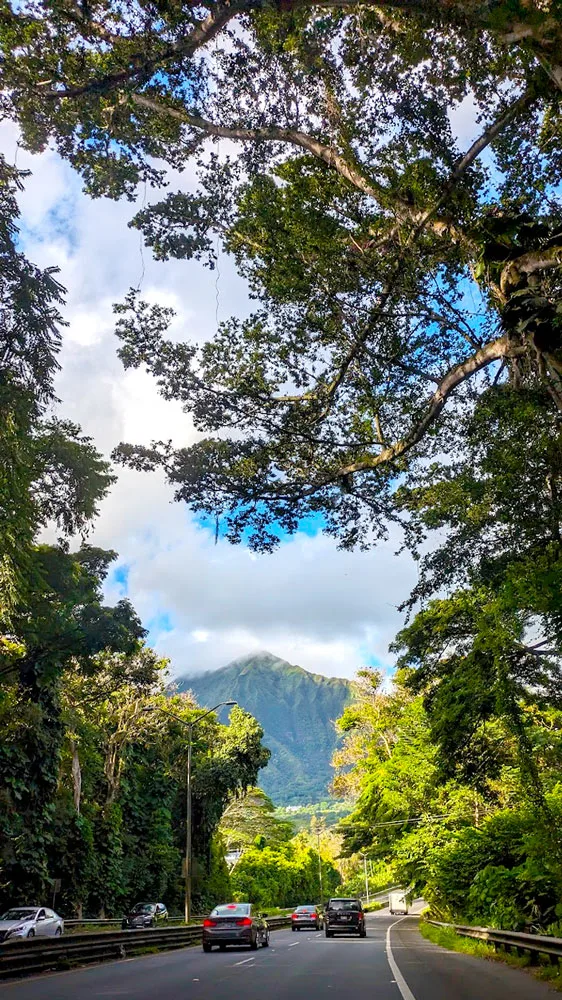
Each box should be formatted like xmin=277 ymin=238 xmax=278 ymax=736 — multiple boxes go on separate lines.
xmin=2 ymin=122 xmax=418 ymax=681
xmin=94 ymin=466 xmax=417 ymax=678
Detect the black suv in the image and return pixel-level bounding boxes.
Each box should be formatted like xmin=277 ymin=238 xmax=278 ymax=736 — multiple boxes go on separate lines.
xmin=324 ymin=898 xmax=366 ymax=938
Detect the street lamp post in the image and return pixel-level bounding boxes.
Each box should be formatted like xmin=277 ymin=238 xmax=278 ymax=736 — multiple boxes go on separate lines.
xmin=316 ymin=827 xmax=324 ymax=905
xmin=145 ymin=700 xmax=237 ymax=923
xmin=359 ymin=852 xmax=370 ymax=904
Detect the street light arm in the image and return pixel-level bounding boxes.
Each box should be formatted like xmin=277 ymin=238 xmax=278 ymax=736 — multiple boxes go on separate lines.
xmin=144 ymin=700 xmax=236 ymax=730
xmin=190 ymin=701 xmax=237 ymax=728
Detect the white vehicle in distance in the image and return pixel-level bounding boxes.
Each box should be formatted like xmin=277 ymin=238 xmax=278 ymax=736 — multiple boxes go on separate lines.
xmin=0 ymin=907 xmax=64 ymax=943
xmin=389 ymin=891 xmax=409 ymax=915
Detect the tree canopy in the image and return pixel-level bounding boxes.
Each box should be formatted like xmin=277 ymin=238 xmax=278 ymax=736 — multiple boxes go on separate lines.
xmin=3 ymin=0 xmax=561 ymax=550
xmin=220 ymin=787 xmax=294 ymax=852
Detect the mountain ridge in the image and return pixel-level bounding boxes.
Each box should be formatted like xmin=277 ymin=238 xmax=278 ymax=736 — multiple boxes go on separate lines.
xmin=174 ymin=651 xmax=352 ymax=805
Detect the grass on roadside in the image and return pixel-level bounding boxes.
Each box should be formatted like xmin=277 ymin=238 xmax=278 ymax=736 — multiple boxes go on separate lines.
xmin=419 ymin=920 xmax=562 ymax=992
xmin=363 ymin=901 xmax=384 ymax=913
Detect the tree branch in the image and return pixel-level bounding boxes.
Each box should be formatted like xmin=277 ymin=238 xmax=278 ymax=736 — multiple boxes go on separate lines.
xmin=335 ymin=337 xmax=527 ymax=476
xmin=42 ymin=3 xmax=245 ymax=101
xmin=412 ymin=86 xmax=537 ymax=241
xmin=131 ymin=93 xmax=389 ymax=203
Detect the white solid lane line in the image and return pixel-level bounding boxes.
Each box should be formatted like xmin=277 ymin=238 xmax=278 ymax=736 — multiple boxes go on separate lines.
xmin=386 ymin=918 xmax=417 ymax=1000
xmin=288 ymin=942 xmax=299 ymax=948
xmin=233 ymin=957 xmax=256 ymax=966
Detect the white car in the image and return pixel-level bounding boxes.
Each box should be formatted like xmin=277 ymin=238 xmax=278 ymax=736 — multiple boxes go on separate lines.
xmin=0 ymin=907 xmax=64 ymax=943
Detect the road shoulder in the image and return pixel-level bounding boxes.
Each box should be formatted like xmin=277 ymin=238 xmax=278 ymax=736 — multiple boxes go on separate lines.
xmin=386 ymin=916 xmax=559 ymax=999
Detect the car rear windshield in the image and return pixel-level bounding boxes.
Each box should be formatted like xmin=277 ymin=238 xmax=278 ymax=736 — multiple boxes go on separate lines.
xmin=1 ymin=909 xmax=37 ymax=921
xmin=131 ymin=904 xmax=155 ymax=914
xmin=211 ymin=904 xmax=251 ymax=917
xmin=328 ymin=900 xmax=361 ymax=911
xmin=296 ymin=906 xmax=316 ymax=912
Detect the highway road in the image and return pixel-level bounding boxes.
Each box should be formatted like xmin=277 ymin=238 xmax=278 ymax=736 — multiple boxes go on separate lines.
xmin=0 ymin=908 xmax=557 ymax=999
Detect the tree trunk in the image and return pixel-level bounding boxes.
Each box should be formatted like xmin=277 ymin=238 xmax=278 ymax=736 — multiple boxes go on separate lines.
xmin=70 ymin=740 xmax=82 ymax=814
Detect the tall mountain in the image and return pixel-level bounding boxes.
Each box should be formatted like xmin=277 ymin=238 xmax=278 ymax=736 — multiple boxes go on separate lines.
xmin=175 ymin=652 xmax=352 ymax=805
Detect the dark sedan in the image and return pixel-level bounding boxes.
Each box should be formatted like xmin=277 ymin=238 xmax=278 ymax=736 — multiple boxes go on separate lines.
xmin=291 ymin=905 xmax=323 ymax=930
xmin=121 ymin=902 xmax=168 ymax=929
xmin=202 ymin=903 xmax=269 ymax=952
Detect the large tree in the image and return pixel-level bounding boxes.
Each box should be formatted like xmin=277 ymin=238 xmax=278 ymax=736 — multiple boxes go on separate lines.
xmin=2 ymin=0 xmax=562 ymax=549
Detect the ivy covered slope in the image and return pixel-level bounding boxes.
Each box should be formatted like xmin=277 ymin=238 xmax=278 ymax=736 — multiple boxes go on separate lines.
xmin=176 ymin=652 xmax=352 ymax=805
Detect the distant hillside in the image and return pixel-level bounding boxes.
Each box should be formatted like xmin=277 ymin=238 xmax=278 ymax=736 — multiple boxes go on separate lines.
xmin=175 ymin=652 xmax=352 ymax=805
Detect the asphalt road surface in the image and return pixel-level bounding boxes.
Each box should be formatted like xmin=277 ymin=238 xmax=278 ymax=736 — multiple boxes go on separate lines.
xmin=0 ymin=908 xmax=558 ymax=1000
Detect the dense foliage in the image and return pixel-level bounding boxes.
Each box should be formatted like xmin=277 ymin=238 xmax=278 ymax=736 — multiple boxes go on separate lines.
xmin=220 ymin=787 xmax=294 ymax=852
xmin=1 ymin=645 xmax=270 ymax=915
xmin=334 ymin=668 xmax=562 ymax=930
xmin=231 ymin=832 xmax=340 ymax=908
xmin=275 ymin=799 xmax=352 ymax=833
xmin=178 ymin=652 xmax=351 ymax=804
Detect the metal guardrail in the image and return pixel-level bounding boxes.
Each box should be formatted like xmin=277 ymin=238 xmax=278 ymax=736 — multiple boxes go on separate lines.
xmin=0 ymin=917 xmax=291 ymax=980
xmin=428 ymin=919 xmax=562 ymax=964
xmin=64 ymin=917 xmax=190 ymax=928
xmin=360 ymin=885 xmax=401 ymax=906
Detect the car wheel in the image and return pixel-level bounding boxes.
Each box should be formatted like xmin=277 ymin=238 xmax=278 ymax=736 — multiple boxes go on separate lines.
xmin=360 ymin=927 xmax=367 ymax=938
xmin=203 ymin=942 xmax=212 ymax=953
xmin=219 ymin=943 xmax=227 ymax=951
xmin=148 ymin=919 xmax=154 ymax=927
xmin=262 ymin=931 xmax=269 ymax=948
xmin=325 ymin=929 xmax=332 ymax=938
xmin=250 ymin=936 xmax=258 ymax=950
xmin=55 ymin=927 xmax=62 ymax=937
xmin=27 ymin=929 xmax=35 ymax=938
xmin=292 ymin=925 xmax=296 ymax=932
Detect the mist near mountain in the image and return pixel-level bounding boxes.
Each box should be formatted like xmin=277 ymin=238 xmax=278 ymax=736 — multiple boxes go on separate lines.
xmin=175 ymin=652 xmax=352 ymax=805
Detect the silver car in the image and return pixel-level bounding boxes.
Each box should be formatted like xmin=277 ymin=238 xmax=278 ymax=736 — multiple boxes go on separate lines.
xmin=0 ymin=907 xmax=64 ymax=943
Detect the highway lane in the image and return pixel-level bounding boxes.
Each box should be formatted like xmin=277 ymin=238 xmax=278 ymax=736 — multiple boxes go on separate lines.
xmin=0 ymin=910 xmax=557 ymax=999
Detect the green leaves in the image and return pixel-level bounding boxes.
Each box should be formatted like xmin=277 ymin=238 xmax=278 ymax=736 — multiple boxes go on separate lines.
xmin=3 ymin=2 xmax=562 ymax=553
xmin=220 ymin=787 xmax=294 ymax=851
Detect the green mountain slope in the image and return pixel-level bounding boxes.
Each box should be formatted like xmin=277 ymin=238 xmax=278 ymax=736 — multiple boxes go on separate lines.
xmin=175 ymin=652 xmax=352 ymax=805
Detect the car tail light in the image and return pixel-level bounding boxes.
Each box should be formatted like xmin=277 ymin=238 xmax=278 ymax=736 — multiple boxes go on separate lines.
xmin=236 ymin=918 xmax=253 ymax=926
xmin=292 ymin=914 xmax=298 ymax=919
xmin=358 ymin=912 xmax=364 ymax=919
xmin=203 ymin=919 xmax=217 ymax=928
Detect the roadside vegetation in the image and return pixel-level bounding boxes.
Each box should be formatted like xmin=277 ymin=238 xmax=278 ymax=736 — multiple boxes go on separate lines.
xmin=419 ymin=921 xmax=562 ymax=992
xmin=331 ymin=667 xmax=562 ymax=932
